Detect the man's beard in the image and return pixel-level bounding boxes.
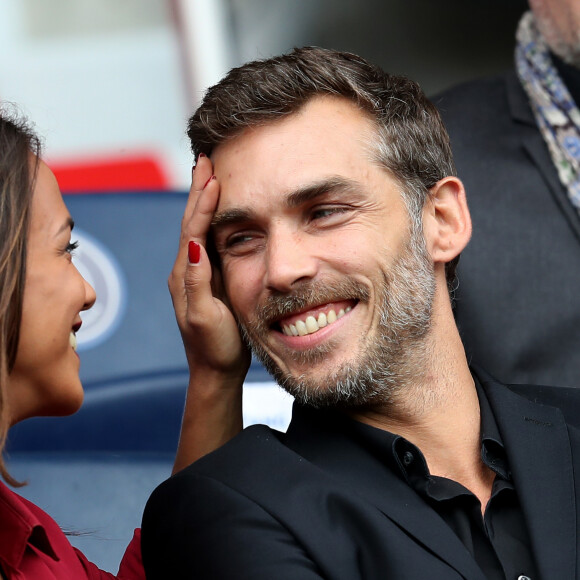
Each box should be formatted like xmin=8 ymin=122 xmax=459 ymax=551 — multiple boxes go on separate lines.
xmin=237 ymin=226 xmax=436 ymax=409
xmin=533 ymin=9 xmax=580 ymax=68
xmin=552 ymin=36 xmax=580 ymax=69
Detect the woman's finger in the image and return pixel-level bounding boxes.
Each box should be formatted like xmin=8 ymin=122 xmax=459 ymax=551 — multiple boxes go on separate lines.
xmin=181 ymin=153 xmax=213 ymax=227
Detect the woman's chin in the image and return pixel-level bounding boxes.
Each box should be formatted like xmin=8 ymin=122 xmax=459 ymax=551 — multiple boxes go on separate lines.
xmin=34 ymin=383 xmax=85 ymax=419
xmin=54 ymin=388 xmax=85 ymax=417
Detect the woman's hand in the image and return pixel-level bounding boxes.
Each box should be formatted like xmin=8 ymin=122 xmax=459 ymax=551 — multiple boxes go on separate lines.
xmin=170 ymin=153 xmax=250 ymax=377
xmin=169 ymin=154 xmax=249 ymax=473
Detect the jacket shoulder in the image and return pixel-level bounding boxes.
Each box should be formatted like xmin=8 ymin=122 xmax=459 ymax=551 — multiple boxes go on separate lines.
xmin=172 ymin=423 xmax=291 ymax=484
xmin=432 ymin=72 xmax=513 ymax=117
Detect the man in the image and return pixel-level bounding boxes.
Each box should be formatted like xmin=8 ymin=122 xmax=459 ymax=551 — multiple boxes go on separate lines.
xmin=142 ymin=48 xmax=580 ymax=579
xmin=434 ymin=0 xmax=580 ymax=387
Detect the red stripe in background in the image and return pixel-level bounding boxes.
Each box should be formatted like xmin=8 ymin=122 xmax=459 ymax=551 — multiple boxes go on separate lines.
xmin=51 ymin=155 xmax=169 ymax=193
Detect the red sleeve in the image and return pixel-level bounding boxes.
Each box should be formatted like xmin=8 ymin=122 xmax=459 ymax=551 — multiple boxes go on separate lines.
xmin=117 ymin=529 xmax=145 ymax=580
xmin=73 ymin=529 xmax=145 ymax=580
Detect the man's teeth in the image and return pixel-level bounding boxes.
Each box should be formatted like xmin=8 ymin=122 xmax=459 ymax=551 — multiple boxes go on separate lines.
xmin=282 ymin=307 xmax=352 ymax=337
xmin=69 ymin=332 xmax=77 ymax=352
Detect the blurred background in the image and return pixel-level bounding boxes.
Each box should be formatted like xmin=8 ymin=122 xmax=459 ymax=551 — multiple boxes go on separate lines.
xmin=1 ymin=0 xmax=528 ymax=573
xmin=1 ymin=0 xmax=528 ymax=192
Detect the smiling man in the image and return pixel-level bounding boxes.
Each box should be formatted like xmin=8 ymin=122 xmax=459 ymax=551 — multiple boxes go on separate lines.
xmin=210 ymin=95 xmax=443 ymax=412
xmin=142 ymin=48 xmax=580 ymax=580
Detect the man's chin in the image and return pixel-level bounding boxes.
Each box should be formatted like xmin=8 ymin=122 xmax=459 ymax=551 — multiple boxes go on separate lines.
xmin=263 ymin=348 xmax=353 ymax=386
xmin=262 ymin=357 xmax=375 ymax=409
xmin=251 ymin=351 xmax=336 ymax=405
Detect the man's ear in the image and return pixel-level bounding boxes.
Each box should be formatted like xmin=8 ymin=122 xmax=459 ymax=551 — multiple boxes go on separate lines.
xmin=422 ymin=176 xmax=472 ymax=264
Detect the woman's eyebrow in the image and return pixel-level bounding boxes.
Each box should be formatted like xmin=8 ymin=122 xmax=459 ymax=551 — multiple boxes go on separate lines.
xmin=55 ymin=216 xmax=75 ymax=237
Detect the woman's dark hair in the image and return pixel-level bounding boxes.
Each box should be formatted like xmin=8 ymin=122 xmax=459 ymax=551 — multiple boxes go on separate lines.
xmin=0 ymin=108 xmax=42 ymax=485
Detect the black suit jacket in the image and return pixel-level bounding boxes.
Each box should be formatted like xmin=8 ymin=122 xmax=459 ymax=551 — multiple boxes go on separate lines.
xmin=434 ymin=73 xmax=580 ymax=387
xmin=142 ymin=370 xmax=580 ymax=579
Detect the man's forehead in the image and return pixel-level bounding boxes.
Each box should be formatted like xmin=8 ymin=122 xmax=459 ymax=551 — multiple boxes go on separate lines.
xmin=211 ymin=95 xmax=376 ymax=160
xmin=209 ymin=96 xmax=385 ymax=218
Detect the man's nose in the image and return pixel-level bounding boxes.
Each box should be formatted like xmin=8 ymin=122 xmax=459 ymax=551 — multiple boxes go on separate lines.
xmin=264 ymin=228 xmax=318 ymax=293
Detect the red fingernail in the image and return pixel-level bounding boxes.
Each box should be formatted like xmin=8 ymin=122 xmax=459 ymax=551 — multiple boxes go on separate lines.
xmin=198 ymin=152 xmax=206 ymax=159
xmin=188 ymin=241 xmax=201 ymax=265
xmin=203 ymin=175 xmax=215 ymax=189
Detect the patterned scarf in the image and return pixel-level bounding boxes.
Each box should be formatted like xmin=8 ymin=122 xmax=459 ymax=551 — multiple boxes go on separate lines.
xmin=516 ymin=11 xmax=580 ymax=211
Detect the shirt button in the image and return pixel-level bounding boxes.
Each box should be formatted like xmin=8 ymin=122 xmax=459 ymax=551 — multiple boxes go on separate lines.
xmin=402 ymin=451 xmax=414 ymax=466
xmin=518 ymin=576 xmax=532 ymax=580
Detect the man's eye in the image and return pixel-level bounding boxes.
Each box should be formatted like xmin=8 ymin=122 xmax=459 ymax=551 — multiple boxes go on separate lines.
xmin=220 ymin=232 xmax=265 ymax=256
xmin=311 ymin=206 xmax=348 ymax=220
xmin=226 ymin=234 xmax=255 ymax=248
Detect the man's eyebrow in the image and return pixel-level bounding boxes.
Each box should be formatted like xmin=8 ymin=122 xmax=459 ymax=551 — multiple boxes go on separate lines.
xmin=211 ymin=177 xmax=361 ymax=230
xmin=286 ymin=177 xmax=361 ymax=208
xmin=211 ymin=208 xmax=254 ymax=229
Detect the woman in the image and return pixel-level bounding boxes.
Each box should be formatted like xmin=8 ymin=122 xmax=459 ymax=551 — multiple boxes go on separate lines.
xmin=0 ymin=110 xmax=248 ymax=578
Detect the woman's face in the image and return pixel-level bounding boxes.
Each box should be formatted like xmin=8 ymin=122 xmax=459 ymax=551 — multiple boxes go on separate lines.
xmin=8 ymin=160 xmax=96 ymax=424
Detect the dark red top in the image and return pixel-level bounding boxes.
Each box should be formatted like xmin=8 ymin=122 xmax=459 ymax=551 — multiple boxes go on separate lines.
xmin=0 ymin=481 xmax=144 ymax=579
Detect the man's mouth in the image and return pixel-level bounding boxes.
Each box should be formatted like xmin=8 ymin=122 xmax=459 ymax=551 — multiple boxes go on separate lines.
xmin=278 ymin=300 xmax=355 ymax=337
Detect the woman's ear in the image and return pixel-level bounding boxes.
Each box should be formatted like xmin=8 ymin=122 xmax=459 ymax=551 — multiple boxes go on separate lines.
xmin=422 ymin=176 xmax=472 ymax=264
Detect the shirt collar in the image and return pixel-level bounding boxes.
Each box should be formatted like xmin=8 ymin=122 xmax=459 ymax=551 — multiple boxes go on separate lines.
xmin=343 ymin=376 xmax=511 ymax=484
xmin=0 ymin=480 xmax=58 ymax=573
xmin=478 ymin=377 xmax=511 ymax=480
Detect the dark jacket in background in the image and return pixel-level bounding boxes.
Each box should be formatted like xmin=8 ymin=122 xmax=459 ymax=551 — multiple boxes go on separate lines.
xmin=434 ymin=71 xmax=580 ymax=388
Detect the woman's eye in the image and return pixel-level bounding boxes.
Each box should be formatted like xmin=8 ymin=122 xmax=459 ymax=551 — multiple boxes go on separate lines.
xmin=66 ymin=240 xmax=79 ymax=256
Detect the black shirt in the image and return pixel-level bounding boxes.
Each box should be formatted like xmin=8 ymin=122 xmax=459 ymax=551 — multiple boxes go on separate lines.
xmin=347 ymin=380 xmax=539 ymax=580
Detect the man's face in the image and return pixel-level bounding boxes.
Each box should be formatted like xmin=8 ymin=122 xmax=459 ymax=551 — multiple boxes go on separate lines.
xmin=211 ymin=96 xmax=435 ymax=407
xmin=530 ymin=0 xmax=580 ymax=67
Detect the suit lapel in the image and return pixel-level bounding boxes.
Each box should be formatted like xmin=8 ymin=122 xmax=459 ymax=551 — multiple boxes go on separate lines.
xmin=478 ymin=371 xmax=577 ymax=580
xmin=344 ymin=471 xmax=487 ymax=580
xmin=506 ymin=73 xmax=580 ymax=244
xmin=284 ymin=405 xmax=487 ymax=580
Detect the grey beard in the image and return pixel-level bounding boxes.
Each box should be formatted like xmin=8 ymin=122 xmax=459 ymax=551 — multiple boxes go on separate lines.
xmin=237 ymin=226 xmax=435 ymax=409
xmin=549 ymin=34 xmax=580 ymax=68
xmin=534 ymin=9 xmax=580 ymax=68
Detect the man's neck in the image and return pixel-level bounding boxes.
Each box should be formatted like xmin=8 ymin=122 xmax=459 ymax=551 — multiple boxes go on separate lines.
xmin=350 ymin=288 xmax=494 ymax=508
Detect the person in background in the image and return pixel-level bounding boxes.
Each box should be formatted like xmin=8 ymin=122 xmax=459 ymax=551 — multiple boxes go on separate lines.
xmin=0 ymin=109 xmax=247 ymax=579
xmin=434 ymin=0 xmax=580 ymax=387
xmin=142 ymin=47 xmax=580 ymax=580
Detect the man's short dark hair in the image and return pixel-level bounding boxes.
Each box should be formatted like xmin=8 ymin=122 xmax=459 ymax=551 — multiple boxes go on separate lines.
xmin=188 ymin=46 xmax=459 ymax=287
